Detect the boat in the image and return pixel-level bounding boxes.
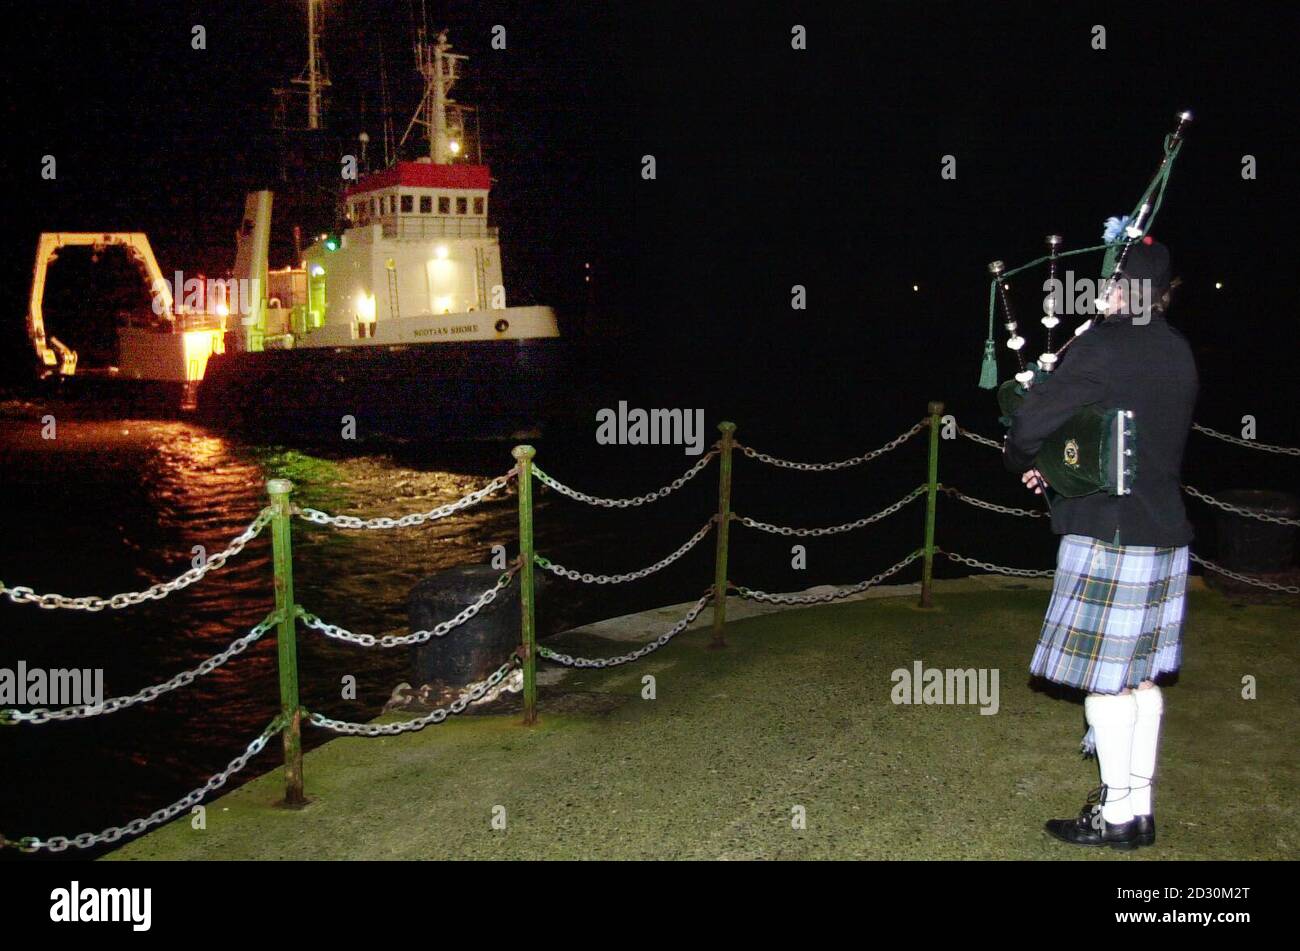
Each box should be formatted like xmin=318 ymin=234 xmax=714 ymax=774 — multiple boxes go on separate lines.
xmin=20 ymin=10 xmax=568 ymax=440
xmin=197 ymin=24 xmax=566 ymax=440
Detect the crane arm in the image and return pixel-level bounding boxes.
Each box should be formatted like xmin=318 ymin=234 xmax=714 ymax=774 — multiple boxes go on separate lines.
xmin=26 ymin=232 xmax=174 ymax=376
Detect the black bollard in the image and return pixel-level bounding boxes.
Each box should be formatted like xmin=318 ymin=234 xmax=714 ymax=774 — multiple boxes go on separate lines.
xmin=1214 ymin=490 xmax=1298 ymax=573
xmin=407 ymin=565 xmax=550 ymax=689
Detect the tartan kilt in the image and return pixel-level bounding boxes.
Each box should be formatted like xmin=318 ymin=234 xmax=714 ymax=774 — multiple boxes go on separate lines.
xmin=1029 ymin=533 xmax=1189 ymax=694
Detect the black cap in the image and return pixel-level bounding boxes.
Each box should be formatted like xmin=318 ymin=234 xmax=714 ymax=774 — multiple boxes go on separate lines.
xmin=1119 ymin=237 xmax=1171 ymax=291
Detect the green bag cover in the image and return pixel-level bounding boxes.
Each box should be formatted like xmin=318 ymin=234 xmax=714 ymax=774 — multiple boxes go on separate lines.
xmin=1101 ymin=242 xmax=1121 ymax=284
xmin=997 ymin=380 xmax=1136 ymax=498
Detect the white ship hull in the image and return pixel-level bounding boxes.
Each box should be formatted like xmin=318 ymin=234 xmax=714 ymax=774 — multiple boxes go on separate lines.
xmin=270 ymin=305 xmax=558 ymax=349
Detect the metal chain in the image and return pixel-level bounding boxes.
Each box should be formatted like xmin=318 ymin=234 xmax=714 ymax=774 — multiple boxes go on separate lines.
xmin=958 ymin=427 xmax=1003 ymax=450
xmin=736 ymin=422 xmax=924 ymax=471
xmin=736 ymin=485 xmax=926 ymax=537
xmin=297 ymin=568 xmax=517 ymax=648
xmin=478 ymin=667 xmax=525 ymax=702
xmin=2 ymin=718 xmax=283 ymax=852
xmin=538 ymin=589 xmax=715 ymax=668
xmin=295 ymin=470 xmax=516 ymax=529
xmin=0 ymin=508 xmax=272 ymax=612
xmin=0 ymin=611 xmax=281 ymax=726
xmin=1191 ymin=424 xmax=1300 ymax=457
xmin=941 ymin=485 xmax=1046 ymax=518
xmin=732 ymin=549 xmax=923 ymax=605
xmin=1190 ymin=553 xmax=1300 ymax=594
xmin=945 ymin=548 xmax=1295 ymax=593
xmin=306 ymin=659 xmax=520 ymax=734
xmin=531 ymin=451 xmax=719 ymax=508
xmin=941 ymin=550 xmax=1056 ymax=578
xmin=534 ymin=518 xmax=716 ymax=584
xmin=1183 ymin=485 xmax=1300 ymax=526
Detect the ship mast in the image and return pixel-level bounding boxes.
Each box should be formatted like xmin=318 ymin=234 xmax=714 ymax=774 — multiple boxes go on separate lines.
xmin=292 ymin=0 xmax=330 ymax=130
xmin=401 ymin=29 xmax=468 ymax=163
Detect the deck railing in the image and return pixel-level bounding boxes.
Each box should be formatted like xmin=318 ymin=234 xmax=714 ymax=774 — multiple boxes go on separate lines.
xmin=376 ymin=216 xmax=497 ymax=240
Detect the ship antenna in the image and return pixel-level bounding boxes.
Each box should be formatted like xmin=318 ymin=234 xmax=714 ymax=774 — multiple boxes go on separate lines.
xmin=291 ymin=0 xmax=330 ymax=130
xmin=399 ymin=27 xmax=467 ymax=162
xmin=378 ymin=32 xmax=394 ymax=167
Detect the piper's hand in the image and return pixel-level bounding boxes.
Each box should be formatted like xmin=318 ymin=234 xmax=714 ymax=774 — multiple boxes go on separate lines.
xmin=1021 ymin=468 xmax=1049 ymax=495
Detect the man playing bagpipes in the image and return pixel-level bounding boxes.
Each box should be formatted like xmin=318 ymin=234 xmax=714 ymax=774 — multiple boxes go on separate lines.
xmin=989 ymin=112 xmax=1198 ymax=849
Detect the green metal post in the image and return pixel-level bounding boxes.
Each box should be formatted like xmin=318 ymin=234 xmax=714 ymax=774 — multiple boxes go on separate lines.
xmin=512 ymin=446 xmax=538 ymax=725
xmin=266 ymin=478 xmax=305 ymax=805
xmin=710 ymin=422 xmax=736 ymax=649
xmin=919 ymin=401 xmax=944 ymax=608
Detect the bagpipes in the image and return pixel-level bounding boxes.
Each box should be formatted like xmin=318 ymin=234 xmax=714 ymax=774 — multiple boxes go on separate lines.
xmin=980 ymin=110 xmax=1193 ymax=498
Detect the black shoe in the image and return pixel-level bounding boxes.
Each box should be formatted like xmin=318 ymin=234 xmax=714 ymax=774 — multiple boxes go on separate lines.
xmin=1133 ymin=814 xmax=1156 ymax=847
xmin=1045 ymin=812 xmax=1141 ymax=850
xmin=1044 ymin=788 xmax=1142 ymax=851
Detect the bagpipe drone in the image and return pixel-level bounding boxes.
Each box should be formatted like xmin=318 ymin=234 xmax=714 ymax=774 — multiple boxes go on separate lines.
xmin=980 ymin=110 xmax=1193 ymax=498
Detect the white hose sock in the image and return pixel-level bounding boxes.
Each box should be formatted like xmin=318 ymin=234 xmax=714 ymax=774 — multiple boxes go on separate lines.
xmin=1131 ymin=686 xmax=1164 ymax=816
xmin=1084 ymin=692 xmax=1138 ymax=825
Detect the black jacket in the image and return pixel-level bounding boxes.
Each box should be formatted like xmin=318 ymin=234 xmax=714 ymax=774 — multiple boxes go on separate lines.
xmin=1003 ymin=314 xmax=1198 ymax=547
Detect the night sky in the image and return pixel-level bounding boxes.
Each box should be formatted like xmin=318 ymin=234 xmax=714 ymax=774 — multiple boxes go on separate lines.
xmin=3 ymin=0 xmax=1297 ymax=433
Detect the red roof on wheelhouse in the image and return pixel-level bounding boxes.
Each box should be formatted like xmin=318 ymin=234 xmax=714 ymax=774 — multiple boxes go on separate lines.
xmin=345 ymin=161 xmax=492 ymax=196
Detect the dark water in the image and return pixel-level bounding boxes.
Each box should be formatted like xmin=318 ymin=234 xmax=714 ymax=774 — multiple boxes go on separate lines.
xmin=0 ymin=358 xmax=1293 ymax=859
xmin=0 ymin=402 xmax=735 ymax=859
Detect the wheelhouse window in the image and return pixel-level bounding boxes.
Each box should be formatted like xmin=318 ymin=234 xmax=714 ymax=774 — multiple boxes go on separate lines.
xmin=438 ymin=196 xmax=450 ymax=214
xmin=456 ymin=197 xmax=468 ymax=214
xmin=420 ymin=196 xmax=433 ymax=213
xmin=473 ymin=197 xmax=485 ymax=215
xmin=401 ymin=195 xmax=413 ymax=213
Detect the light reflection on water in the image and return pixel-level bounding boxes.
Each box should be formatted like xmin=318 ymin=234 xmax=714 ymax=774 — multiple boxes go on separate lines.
xmin=0 ymin=417 xmax=530 ymax=859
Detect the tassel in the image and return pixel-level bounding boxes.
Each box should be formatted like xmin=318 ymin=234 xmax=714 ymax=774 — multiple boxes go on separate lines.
xmin=1080 ymin=724 xmax=1097 ymax=758
xmin=978 ymin=339 xmax=998 ymax=390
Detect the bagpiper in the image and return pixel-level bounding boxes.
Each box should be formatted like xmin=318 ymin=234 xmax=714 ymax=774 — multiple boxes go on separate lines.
xmin=990 ymin=112 xmax=1197 ymax=849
